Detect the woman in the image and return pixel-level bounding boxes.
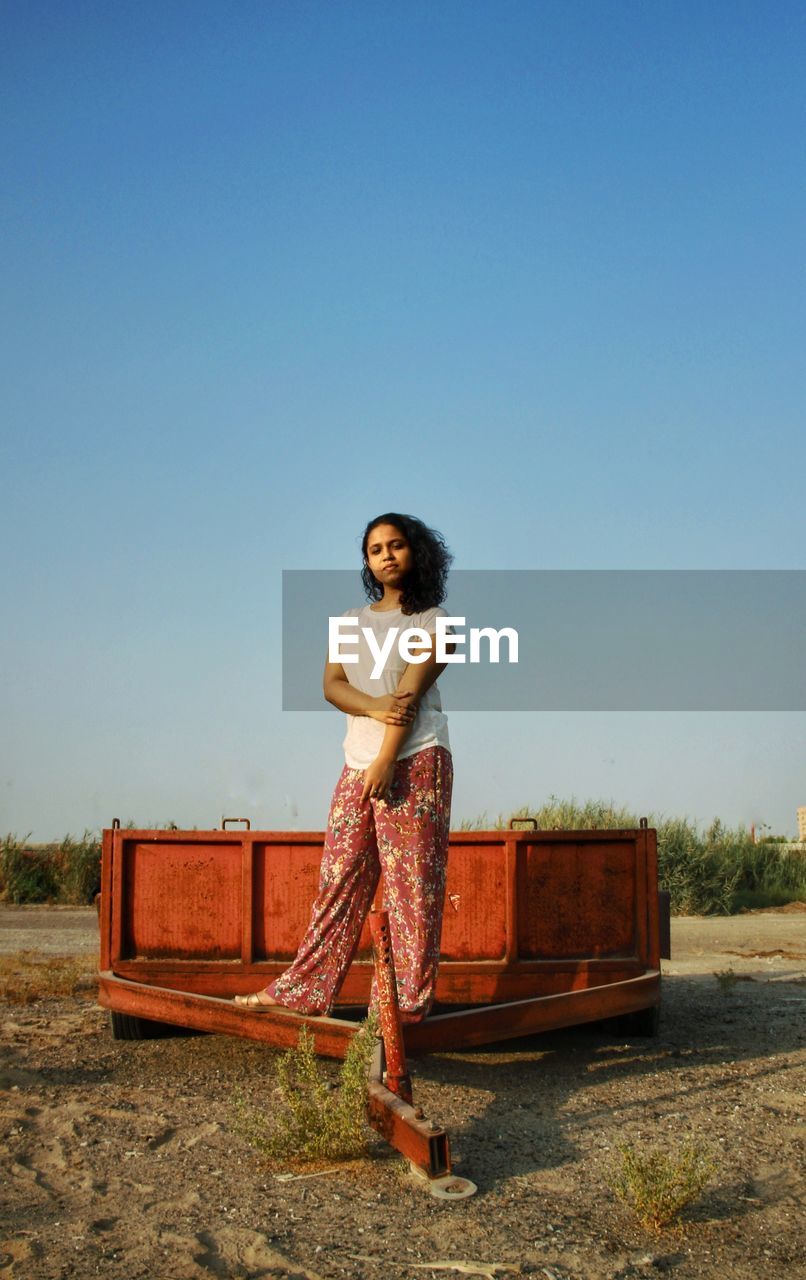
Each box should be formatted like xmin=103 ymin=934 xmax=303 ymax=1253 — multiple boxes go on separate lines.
xmin=235 ymin=512 xmax=454 ymax=1023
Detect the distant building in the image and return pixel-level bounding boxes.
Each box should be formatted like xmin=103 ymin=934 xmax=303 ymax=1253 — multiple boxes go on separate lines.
xmin=798 ymin=807 xmax=806 ymax=841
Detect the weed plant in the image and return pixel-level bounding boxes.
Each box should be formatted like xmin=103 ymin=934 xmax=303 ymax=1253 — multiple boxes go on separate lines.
xmin=234 ymin=1014 xmax=378 ymax=1165
xmin=609 ymin=1140 xmax=716 ymax=1231
xmin=713 ymin=966 xmax=740 ymax=992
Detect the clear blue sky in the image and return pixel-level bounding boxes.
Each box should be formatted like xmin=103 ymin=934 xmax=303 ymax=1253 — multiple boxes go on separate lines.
xmin=2 ymin=1 xmax=804 ymax=840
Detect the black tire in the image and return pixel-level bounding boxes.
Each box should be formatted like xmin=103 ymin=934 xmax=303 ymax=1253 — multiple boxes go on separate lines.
xmin=613 ymin=1004 xmax=660 ymax=1038
xmin=110 ymin=1011 xmax=184 ymax=1040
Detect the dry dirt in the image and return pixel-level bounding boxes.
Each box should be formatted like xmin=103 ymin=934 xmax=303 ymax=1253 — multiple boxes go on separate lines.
xmin=1 ymin=907 xmax=804 ymax=1280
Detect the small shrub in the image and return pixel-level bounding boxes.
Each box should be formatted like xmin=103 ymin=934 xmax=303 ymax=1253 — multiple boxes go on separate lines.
xmin=234 ymin=1013 xmax=378 ymax=1165
xmin=713 ymin=966 xmax=739 ymax=992
xmin=609 ymin=1140 xmax=716 ymax=1231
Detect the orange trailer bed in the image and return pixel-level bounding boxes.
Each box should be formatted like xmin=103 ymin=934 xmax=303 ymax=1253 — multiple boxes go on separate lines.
xmin=97 ymin=819 xmax=668 ymax=1177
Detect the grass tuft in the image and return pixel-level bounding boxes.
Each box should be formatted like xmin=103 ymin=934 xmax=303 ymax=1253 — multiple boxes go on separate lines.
xmin=608 ymin=1140 xmax=716 ymax=1231
xmin=714 ymin=966 xmax=739 ymax=993
xmin=713 ymin=966 xmax=756 ymax=993
xmin=234 ymin=1013 xmax=378 ymax=1165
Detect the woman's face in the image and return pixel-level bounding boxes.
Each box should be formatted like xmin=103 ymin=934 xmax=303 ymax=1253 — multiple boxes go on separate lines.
xmin=365 ymin=523 xmax=413 ymax=588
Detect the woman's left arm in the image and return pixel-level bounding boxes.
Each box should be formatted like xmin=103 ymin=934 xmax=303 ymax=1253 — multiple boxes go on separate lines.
xmin=360 ymin=634 xmax=450 ymax=802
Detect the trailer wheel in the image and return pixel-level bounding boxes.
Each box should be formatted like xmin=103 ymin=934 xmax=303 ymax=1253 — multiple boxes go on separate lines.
xmin=110 ymin=1011 xmax=179 ymax=1040
xmin=614 ymin=1004 xmax=660 ymax=1038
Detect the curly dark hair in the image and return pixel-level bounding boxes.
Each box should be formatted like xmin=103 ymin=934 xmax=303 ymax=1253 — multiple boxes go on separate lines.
xmin=360 ymin=512 xmax=453 ymax=614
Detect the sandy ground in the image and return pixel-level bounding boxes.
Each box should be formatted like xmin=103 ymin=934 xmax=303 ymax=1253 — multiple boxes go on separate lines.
xmin=1 ymin=907 xmax=804 ymax=1280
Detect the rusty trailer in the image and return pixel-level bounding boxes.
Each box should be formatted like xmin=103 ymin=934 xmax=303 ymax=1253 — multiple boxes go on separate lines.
xmin=97 ymin=819 xmax=668 ymax=1180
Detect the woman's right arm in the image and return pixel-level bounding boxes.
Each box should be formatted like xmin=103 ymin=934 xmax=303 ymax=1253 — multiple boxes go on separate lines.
xmin=323 ymin=660 xmax=416 ymax=725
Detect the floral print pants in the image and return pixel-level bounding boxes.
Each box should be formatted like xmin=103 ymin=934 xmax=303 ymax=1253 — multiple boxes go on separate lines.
xmin=266 ymin=745 xmax=453 ymax=1023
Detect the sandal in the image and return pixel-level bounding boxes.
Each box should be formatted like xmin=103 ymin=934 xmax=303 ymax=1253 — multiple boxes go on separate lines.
xmin=233 ymin=990 xmax=280 ymax=1009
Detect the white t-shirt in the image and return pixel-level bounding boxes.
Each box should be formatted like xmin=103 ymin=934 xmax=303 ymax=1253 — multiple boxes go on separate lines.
xmin=338 ymin=604 xmax=452 ymax=770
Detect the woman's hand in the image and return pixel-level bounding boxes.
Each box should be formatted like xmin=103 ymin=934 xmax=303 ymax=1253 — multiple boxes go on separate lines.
xmin=361 ymin=756 xmax=396 ymax=804
xmin=367 ymin=691 xmax=418 ymax=726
